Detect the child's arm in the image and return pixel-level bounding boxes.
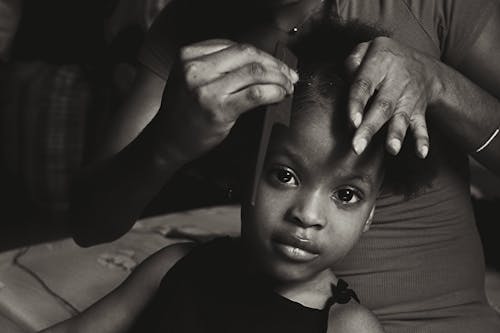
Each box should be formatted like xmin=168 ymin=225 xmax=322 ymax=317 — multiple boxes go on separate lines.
xmin=327 ymin=301 xmax=385 ymax=333
xmin=39 ymin=242 xmax=194 ymax=333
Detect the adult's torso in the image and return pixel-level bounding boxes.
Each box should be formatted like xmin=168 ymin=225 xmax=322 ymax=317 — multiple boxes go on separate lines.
xmin=139 ymin=1 xmax=500 ymax=331
xmin=331 ymin=2 xmax=500 ymax=332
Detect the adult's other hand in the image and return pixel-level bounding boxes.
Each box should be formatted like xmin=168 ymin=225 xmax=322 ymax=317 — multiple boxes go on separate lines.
xmin=345 ymin=37 xmax=443 ymax=159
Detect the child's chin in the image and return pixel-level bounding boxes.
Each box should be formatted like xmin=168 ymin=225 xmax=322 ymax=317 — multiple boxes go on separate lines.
xmin=263 ymin=261 xmax=315 ymax=283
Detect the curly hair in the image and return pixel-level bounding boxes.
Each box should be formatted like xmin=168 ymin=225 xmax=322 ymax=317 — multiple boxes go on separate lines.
xmin=288 ymin=17 xmax=438 ymax=197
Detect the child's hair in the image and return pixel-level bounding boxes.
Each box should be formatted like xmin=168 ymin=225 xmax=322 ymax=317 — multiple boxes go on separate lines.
xmin=287 ymin=17 xmax=437 ymax=197
xmin=180 ymin=16 xmax=437 ymax=201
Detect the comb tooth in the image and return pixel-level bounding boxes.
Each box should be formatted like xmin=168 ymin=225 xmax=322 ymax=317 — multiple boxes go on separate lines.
xmin=250 ymin=42 xmax=297 ymax=206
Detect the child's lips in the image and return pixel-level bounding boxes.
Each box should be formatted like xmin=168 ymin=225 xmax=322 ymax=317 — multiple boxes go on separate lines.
xmin=272 ymin=233 xmax=320 ymax=262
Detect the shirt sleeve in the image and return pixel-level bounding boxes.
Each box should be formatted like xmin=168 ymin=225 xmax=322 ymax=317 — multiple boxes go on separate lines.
xmin=439 ymin=0 xmax=497 ymax=67
xmin=0 ymin=0 xmax=22 ymax=61
xmin=138 ymin=0 xmax=186 ymax=80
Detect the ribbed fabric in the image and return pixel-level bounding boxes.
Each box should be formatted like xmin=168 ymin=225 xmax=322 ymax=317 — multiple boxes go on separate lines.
xmin=138 ymin=1 xmax=500 ymax=331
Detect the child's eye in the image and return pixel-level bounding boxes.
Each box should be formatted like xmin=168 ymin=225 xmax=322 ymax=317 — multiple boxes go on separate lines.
xmin=271 ymin=167 xmax=298 ymax=186
xmin=333 ymin=188 xmax=361 ymax=204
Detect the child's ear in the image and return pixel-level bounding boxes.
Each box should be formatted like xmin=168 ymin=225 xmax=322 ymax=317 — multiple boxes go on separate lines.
xmin=363 ymin=207 xmax=375 ymax=232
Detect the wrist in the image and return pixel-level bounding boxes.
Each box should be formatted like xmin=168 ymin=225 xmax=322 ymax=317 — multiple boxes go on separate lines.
xmin=153 ymin=140 xmax=191 ymax=170
xmin=427 ymin=57 xmax=446 ymax=107
xmin=139 ymin=119 xmax=191 ymax=172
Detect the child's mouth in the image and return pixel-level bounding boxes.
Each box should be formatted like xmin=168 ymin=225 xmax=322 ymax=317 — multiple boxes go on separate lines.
xmin=271 ymin=234 xmax=320 ymax=262
xmin=273 ymin=242 xmax=319 ymax=262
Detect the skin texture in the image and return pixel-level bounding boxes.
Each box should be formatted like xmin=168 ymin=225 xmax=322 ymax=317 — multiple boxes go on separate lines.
xmin=71 ymin=41 xmax=297 ymax=246
xmin=346 ymin=37 xmax=436 ymax=158
xmin=241 ymin=100 xmax=384 ymax=309
xmin=40 ymin=242 xmax=194 ymax=333
xmin=42 ymin=94 xmax=385 ymax=333
xmin=157 ymin=39 xmax=298 ymax=163
xmin=346 ymin=21 xmax=500 ymax=171
xmin=327 ymin=302 xmax=385 ymax=333
xmin=71 ymin=0 xmax=500 ymax=246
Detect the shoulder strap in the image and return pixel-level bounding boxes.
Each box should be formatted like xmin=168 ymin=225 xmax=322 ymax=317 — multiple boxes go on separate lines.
xmin=325 ymin=279 xmax=360 ymax=308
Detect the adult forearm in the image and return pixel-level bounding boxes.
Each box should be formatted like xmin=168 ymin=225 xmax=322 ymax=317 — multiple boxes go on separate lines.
xmin=430 ymin=60 xmax=500 ymax=175
xmin=71 ymin=118 xmax=188 ymax=247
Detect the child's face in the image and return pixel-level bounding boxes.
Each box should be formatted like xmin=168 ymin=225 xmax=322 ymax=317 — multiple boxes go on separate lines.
xmin=241 ymin=101 xmax=384 ymax=284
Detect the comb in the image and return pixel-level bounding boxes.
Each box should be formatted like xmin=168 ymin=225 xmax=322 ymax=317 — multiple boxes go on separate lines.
xmin=250 ymin=42 xmax=297 ymax=206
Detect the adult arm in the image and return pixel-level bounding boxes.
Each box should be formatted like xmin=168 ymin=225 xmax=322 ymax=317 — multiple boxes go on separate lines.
xmin=71 ymin=40 xmax=297 ymax=246
xmin=39 ymin=242 xmax=194 ymax=333
xmin=346 ymin=4 xmax=500 ymax=176
xmin=442 ymin=6 xmax=500 ymax=174
xmin=71 ymin=65 xmax=170 ymax=246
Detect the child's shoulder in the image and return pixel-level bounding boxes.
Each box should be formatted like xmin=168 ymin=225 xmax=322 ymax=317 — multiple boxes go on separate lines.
xmin=130 ymin=241 xmax=196 ymax=288
xmin=145 ymin=236 xmax=234 ymax=272
xmin=149 ymin=236 xmax=238 ymax=286
xmin=327 ymin=301 xmax=385 ymax=333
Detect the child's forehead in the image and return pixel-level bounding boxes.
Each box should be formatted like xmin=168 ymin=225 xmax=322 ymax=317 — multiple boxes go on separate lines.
xmin=288 ymin=98 xmax=351 ymax=147
xmin=269 ymin=102 xmax=385 ymax=181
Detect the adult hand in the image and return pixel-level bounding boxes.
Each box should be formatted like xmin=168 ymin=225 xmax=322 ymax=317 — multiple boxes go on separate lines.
xmin=157 ymin=39 xmax=298 ymax=163
xmin=345 ymin=37 xmax=443 ymax=159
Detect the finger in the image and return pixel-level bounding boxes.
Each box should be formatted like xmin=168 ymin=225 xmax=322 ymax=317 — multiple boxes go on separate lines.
xmin=223 ymin=84 xmax=287 ymax=117
xmin=348 ymin=47 xmax=388 ymax=129
xmin=409 ymin=113 xmax=429 ymax=159
xmin=185 ymin=43 xmax=298 ymax=87
xmin=386 ymin=112 xmax=411 ymax=155
xmin=352 ymin=83 xmax=401 ymax=155
xmin=180 ymin=39 xmax=234 ymax=61
xmin=345 ymin=41 xmax=370 ymax=76
xmin=205 ymin=62 xmax=294 ymax=96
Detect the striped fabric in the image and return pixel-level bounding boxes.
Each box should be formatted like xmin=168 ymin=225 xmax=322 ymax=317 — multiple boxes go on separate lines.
xmin=0 ymin=0 xmax=21 ymax=61
xmin=0 ymin=63 xmax=90 ymax=217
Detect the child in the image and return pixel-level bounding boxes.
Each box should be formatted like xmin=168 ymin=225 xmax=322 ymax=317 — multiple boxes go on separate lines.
xmin=43 ymin=20 xmax=396 ymax=333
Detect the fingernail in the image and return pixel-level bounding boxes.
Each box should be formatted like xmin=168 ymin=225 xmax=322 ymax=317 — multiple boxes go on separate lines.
xmin=290 ymin=69 xmax=299 ymax=83
xmin=352 ymin=113 xmax=362 ymax=128
xmin=419 ymin=145 xmax=429 ymax=159
xmin=353 ymin=138 xmax=367 ymax=155
xmin=389 ymin=139 xmax=401 ymax=154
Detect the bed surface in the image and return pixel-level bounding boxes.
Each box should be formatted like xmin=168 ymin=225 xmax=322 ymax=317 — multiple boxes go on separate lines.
xmin=0 ymin=205 xmax=498 ymax=331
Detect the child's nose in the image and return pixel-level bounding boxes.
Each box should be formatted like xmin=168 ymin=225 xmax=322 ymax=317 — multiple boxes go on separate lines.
xmin=287 ymin=190 xmax=327 ymax=229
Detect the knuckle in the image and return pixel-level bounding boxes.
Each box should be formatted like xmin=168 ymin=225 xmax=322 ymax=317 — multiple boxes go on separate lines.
xmin=247 ymin=86 xmax=263 ymax=103
xmin=416 ymin=132 xmax=429 ymax=141
xmin=362 ymin=124 xmax=378 ymax=138
xmin=183 ymin=61 xmax=200 ymax=80
xmin=205 ymin=109 xmax=223 ymax=125
xmin=390 ymin=127 xmax=406 ymax=139
xmin=417 ymin=127 xmax=429 ymax=140
xmin=238 ymin=43 xmax=257 ymax=56
xmin=248 ymin=62 xmax=266 ymax=77
xmin=278 ymin=62 xmax=289 ymax=74
xmin=394 ymin=112 xmax=411 ymax=126
xmin=411 ymin=122 xmax=429 ymax=139
xmin=375 ymin=99 xmax=395 ymax=118
xmin=411 ymin=118 xmax=427 ymax=130
xmin=194 ymin=86 xmax=211 ymax=105
xmin=352 ymin=78 xmax=373 ymax=96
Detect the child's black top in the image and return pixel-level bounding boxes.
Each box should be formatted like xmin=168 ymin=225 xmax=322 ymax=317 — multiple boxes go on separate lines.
xmin=129 ymin=237 xmax=358 ymax=332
